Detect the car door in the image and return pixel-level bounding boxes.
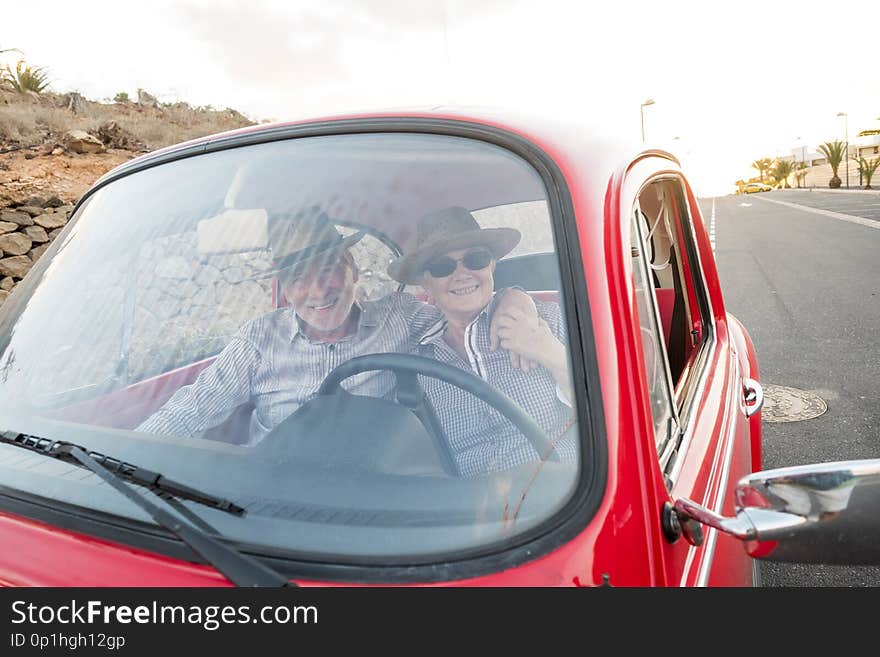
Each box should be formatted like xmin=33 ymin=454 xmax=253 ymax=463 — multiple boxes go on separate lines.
xmin=623 ymin=159 xmax=756 ymax=586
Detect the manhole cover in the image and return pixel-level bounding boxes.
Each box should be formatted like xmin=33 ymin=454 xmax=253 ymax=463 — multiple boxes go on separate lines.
xmin=762 ymin=384 xmax=827 ymax=423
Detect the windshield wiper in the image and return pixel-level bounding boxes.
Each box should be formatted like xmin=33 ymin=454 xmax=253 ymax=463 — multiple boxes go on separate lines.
xmin=0 ymin=432 xmax=243 ymax=514
xmin=0 ymin=432 xmax=293 ymax=587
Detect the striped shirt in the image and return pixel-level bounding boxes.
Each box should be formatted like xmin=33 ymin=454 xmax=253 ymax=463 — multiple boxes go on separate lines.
xmin=415 ymin=298 xmax=579 ymax=477
xmin=137 ymin=293 xmax=441 ymax=444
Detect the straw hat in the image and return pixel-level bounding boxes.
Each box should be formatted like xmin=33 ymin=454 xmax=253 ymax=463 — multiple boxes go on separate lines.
xmin=388 ymin=206 xmax=520 ymax=285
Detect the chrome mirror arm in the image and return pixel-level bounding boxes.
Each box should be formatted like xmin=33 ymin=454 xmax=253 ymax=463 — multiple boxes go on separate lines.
xmin=673 ymin=498 xmax=756 ymax=541
xmin=673 ymin=498 xmax=810 ymax=545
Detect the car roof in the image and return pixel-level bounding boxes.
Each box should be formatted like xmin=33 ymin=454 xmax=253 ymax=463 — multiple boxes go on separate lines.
xmin=93 ymin=106 xmax=653 ymax=193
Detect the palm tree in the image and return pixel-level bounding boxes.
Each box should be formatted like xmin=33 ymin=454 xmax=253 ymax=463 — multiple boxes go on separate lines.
xmin=795 ymin=161 xmax=809 ymax=188
xmin=856 ymin=156 xmax=880 ymax=190
xmin=751 ymin=158 xmax=774 ymax=183
xmin=772 ymin=160 xmax=796 ymax=189
xmin=818 ymin=140 xmax=847 ymax=188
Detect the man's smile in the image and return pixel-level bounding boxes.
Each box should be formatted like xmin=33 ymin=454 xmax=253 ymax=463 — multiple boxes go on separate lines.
xmin=308 ymin=297 xmax=338 ymax=311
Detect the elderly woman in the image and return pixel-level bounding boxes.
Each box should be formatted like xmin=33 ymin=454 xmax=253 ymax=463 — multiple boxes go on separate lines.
xmin=388 ymin=206 xmax=578 ymax=477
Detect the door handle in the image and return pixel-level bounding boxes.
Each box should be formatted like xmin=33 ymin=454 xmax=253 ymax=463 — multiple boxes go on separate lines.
xmin=743 ymin=378 xmax=763 ymax=417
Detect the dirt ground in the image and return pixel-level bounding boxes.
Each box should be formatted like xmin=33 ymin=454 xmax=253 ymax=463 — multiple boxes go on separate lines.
xmin=0 ymin=148 xmax=138 ymax=205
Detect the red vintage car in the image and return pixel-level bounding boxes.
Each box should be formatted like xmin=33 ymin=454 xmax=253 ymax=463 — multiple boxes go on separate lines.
xmin=0 ymin=109 xmax=878 ymax=587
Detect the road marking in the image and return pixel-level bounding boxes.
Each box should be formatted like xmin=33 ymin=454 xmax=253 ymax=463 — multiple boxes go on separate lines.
xmin=709 ymin=197 xmax=716 ymax=252
xmin=738 ymin=202 xmax=752 ymax=207
xmin=753 ymin=196 xmax=880 ymax=230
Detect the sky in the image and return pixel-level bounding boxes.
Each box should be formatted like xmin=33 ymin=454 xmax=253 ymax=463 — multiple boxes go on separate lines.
xmin=3 ymin=0 xmax=879 ymax=197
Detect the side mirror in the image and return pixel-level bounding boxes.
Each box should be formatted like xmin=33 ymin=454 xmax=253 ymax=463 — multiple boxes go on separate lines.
xmin=673 ymin=459 xmax=880 ymax=564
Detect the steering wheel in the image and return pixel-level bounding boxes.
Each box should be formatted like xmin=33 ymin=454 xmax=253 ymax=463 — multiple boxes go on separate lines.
xmin=318 ymin=353 xmax=558 ymax=476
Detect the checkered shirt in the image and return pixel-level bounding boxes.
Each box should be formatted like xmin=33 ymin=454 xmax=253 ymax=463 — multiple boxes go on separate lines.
xmin=415 ymin=297 xmax=579 ymax=477
xmin=137 ymin=293 xmax=441 ymax=444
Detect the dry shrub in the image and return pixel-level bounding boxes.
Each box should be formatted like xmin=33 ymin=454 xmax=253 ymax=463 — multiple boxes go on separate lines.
xmin=118 ymin=116 xmax=191 ymax=149
xmin=0 ymin=90 xmax=254 ymax=151
xmin=0 ymin=103 xmax=48 ymax=145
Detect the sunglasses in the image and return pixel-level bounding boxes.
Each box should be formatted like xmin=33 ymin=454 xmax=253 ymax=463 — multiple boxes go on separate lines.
xmin=424 ymin=247 xmax=493 ymax=278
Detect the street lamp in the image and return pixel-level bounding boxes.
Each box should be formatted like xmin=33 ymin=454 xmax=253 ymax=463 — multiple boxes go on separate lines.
xmin=796 ymin=137 xmax=807 ymax=188
xmin=837 ymin=111 xmax=849 ymax=189
xmin=640 ymin=98 xmax=655 ymax=144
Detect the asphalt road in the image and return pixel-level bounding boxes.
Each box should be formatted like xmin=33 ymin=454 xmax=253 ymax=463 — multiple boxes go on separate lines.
xmin=760 ymin=189 xmax=880 ymax=221
xmin=698 ymin=191 xmax=880 ymax=586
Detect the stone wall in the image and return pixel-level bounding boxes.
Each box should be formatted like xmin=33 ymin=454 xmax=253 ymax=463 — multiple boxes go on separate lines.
xmin=127 ymin=230 xmax=275 ymax=382
xmin=0 ymin=195 xmax=73 ymax=305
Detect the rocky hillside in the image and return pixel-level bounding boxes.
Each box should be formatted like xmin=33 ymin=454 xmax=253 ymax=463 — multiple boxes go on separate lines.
xmin=0 ymin=87 xmax=255 ymax=305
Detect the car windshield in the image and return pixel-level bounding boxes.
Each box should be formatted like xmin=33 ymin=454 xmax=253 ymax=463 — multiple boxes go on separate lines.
xmin=0 ymin=131 xmax=585 ymax=563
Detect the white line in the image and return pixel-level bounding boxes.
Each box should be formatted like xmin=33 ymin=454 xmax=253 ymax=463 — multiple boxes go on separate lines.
xmin=753 ymin=196 xmax=880 ymax=230
xmin=797 ymin=188 xmax=880 ymax=197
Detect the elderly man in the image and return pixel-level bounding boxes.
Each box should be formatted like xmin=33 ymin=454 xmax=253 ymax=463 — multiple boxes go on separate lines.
xmin=137 ymin=209 xmax=536 ymax=445
xmin=387 ymin=206 xmax=579 ymax=476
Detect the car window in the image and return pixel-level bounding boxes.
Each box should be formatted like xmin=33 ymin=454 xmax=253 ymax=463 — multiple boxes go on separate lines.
xmin=631 ymin=207 xmax=677 ymax=454
xmin=342 ymin=228 xmax=404 ymax=301
xmin=475 ymin=200 xmax=555 ymax=256
xmin=631 ymin=177 xmax=714 ymax=471
xmin=0 ymin=132 xmax=585 ymax=563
